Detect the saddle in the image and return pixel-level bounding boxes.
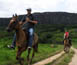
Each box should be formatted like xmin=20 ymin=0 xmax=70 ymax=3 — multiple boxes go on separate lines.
xmin=23 ymin=29 xmax=34 ymax=44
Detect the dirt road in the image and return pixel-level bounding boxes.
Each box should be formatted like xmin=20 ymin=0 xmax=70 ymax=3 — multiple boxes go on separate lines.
xmin=33 ymin=51 xmax=64 ymax=65
xmin=68 ymin=47 xmax=77 ymax=65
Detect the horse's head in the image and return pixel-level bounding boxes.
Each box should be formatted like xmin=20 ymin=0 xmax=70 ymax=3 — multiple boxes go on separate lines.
xmin=7 ymin=14 xmax=19 ymax=32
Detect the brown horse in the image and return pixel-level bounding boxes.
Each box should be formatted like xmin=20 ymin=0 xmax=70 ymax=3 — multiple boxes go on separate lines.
xmin=7 ymin=14 xmax=38 ymax=65
xmin=64 ymin=38 xmax=71 ymax=53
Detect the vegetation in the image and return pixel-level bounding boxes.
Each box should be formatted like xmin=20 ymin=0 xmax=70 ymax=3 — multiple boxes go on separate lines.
xmin=0 ymin=24 xmax=77 ymax=65
xmin=0 ymin=37 xmax=63 ymax=65
xmin=0 ymin=25 xmax=64 ymax=65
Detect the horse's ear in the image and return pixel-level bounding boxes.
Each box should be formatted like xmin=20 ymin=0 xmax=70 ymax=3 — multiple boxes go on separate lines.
xmin=15 ymin=13 xmax=19 ymax=22
xmin=15 ymin=13 xmax=18 ymax=17
xmin=13 ymin=14 xmax=14 ymax=17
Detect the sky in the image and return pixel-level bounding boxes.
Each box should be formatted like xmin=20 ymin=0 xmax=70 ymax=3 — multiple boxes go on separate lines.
xmin=0 ymin=0 xmax=77 ymax=17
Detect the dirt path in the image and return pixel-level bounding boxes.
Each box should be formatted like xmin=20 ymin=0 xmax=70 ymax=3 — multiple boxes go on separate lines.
xmin=68 ymin=47 xmax=77 ymax=65
xmin=33 ymin=51 xmax=64 ymax=65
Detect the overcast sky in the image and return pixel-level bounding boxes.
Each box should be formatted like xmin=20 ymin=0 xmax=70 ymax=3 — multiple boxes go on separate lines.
xmin=0 ymin=0 xmax=77 ymax=17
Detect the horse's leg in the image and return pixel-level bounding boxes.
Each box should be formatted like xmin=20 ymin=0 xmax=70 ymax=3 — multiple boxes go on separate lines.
xmin=16 ymin=47 xmax=23 ymax=65
xmin=64 ymin=40 xmax=66 ymax=51
xmin=16 ymin=47 xmax=21 ymax=60
xmin=27 ymin=48 xmax=31 ymax=65
xmin=16 ymin=47 xmax=27 ymax=65
xmin=30 ymin=47 xmax=35 ymax=64
xmin=64 ymin=45 xmax=66 ymax=52
xmin=30 ymin=42 xmax=38 ymax=64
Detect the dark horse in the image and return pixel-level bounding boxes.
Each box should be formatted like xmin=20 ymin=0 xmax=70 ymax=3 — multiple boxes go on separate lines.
xmin=7 ymin=14 xmax=38 ymax=65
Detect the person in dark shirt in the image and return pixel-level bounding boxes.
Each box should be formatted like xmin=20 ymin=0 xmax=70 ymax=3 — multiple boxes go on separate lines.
xmin=7 ymin=8 xmax=38 ymax=49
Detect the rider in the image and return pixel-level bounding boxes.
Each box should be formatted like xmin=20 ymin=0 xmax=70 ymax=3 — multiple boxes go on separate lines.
xmin=8 ymin=8 xmax=38 ymax=49
xmin=64 ymin=30 xmax=72 ymax=46
xmin=64 ymin=30 xmax=69 ymax=39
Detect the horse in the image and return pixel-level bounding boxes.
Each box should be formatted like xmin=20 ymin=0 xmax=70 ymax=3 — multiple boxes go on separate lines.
xmin=7 ymin=14 xmax=38 ymax=65
xmin=64 ymin=38 xmax=71 ymax=53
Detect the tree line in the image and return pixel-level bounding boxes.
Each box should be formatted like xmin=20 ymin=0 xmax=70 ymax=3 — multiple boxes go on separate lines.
xmin=0 ymin=12 xmax=77 ymax=27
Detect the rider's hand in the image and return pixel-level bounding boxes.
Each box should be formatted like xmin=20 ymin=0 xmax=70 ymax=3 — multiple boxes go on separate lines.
xmin=26 ymin=17 xmax=30 ymax=22
xmin=19 ymin=21 xmax=23 ymax=25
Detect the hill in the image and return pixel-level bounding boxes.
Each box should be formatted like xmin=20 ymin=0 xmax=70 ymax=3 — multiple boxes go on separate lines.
xmin=0 ymin=12 xmax=77 ymax=27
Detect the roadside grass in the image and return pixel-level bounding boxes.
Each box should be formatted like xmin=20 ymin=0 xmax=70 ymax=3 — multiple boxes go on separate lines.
xmin=46 ymin=50 xmax=74 ymax=65
xmin=0 ymin=37 xmax=63 ymax=65
xmin=72 ymin=38 xmax=77 ymax=48
xmin=0 ymin=26 xmax=76 ymax=65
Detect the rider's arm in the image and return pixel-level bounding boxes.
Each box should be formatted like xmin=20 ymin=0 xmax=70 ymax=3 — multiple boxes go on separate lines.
xmin=19 ymin=21 xmax=24 ymax=25
xmin=19 ymin=21 xmax=28 ymax=25
xmin=64 ymin=33 xmax=65 ymax=39
xmin=29 ymin=20 xmax=38 ymax=24
xmin=27 ymin=15 xmax=38 ymax=24
xmin=19 ymin=15 xmax=27 ymax=25
xmin=21 ymin=15 xmax=26 ymax=23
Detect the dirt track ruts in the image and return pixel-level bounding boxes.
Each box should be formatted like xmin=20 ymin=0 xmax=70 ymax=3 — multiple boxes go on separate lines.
xmin=33 ymin=51 xmax=64 ymax=65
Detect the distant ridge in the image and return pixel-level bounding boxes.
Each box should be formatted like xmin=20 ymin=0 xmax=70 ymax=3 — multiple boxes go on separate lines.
xmin=0 ymin=12 xmax=77 ymax=27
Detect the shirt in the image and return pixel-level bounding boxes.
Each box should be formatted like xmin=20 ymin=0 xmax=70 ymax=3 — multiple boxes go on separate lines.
xmin=64 ymin=32 xmax=69 ymax=38
xmin=22 ymin=14 xmax=35 ymax=30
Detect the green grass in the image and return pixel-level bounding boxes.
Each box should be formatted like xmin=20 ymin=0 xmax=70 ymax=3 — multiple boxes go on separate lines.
xmin=0 ymin=25 xmax=77 ymax=65
xmin=46 ymin=50 xmax=74 ymax=65
xmin=72 ymin=38 xmax=77 ymax=48
xmin=0 ymin=37 xmax=63 ymax=65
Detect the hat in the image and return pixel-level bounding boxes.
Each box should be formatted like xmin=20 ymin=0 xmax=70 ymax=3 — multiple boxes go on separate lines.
xmin=26 ymin=8 xmax=32 ymax=11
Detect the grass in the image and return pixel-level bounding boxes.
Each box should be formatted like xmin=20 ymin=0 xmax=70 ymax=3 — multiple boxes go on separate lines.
xmin=0 ymin=37 xmax=63 ymax=65
xmin=72 ymin=38 xmax=77 ymax=48
xmin=46 ymin=50 xmax=74 ymax=65
xmin=0 ymin=26 xmax=77 ymax=65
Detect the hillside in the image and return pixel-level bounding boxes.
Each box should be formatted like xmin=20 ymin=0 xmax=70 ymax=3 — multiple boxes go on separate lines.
xmin=0 ymin=12 xmax=77 ymax=27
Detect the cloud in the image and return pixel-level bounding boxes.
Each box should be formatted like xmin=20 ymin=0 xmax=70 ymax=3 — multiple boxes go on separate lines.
xmin=66 ymin=0 xmax=77 ymax=13
xmin=0 ymin=0 xmax=77 ymax=17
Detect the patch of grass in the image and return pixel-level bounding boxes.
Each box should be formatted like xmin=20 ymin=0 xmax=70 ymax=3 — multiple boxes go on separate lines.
xmin=0 ymin=37 xmax=63 ymax=65
xmin=0 ymin=26 xmax=76 ymax=65
xmin=72 ymin=38 xmax=77 ymax=48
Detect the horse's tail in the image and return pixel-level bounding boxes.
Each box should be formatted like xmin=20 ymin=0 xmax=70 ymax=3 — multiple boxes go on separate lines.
xmin=34 ymin=33 xmax=38 ymax=53
xmin=34 ymin=42 xmax=38 ymax=53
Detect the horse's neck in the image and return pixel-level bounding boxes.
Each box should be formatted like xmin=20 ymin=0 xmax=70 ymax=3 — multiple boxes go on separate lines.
xmin=16 ymin=28 xmax=23 ymax=36
xmin=15 ymin=24 xmax=26 ymax=40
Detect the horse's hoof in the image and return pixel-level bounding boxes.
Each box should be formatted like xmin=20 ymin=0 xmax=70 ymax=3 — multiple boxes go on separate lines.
xmin=28 ymin=64 xmax=31 ymax=65
xmin=26 ymin=58 xmax=29 ymax=62
xmin=20 ymin=58 xmax=24 ymax=61
xmin=16 ymin=57 xmax=19 ymax=60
